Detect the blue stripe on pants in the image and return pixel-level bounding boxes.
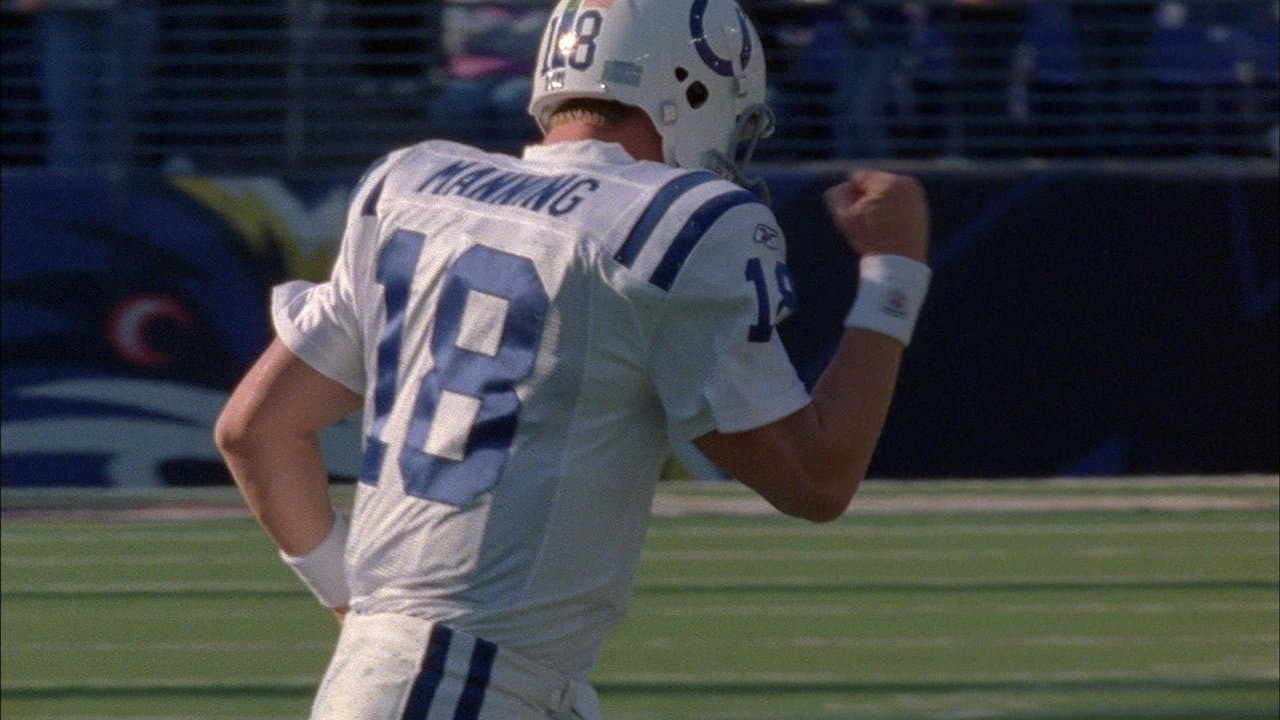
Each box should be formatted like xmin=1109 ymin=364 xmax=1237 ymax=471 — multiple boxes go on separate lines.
xmin=453 ymin=637 xmax=498 ymax=720
xmin=401 ymin=624 xmax=453 ymax=720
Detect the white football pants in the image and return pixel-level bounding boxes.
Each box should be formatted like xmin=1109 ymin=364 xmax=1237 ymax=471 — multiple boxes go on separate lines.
xmin=309 ymin=612 xmax=602 ymax=720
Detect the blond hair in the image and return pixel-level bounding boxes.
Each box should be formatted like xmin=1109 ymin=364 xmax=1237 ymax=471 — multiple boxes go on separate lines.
xmin=545 ymin=99 xmax=636 ymax=130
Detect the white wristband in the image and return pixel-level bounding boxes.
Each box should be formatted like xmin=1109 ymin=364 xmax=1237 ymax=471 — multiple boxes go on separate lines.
xmin=279 ymin=509 xmax=351 ymax=608
xmin=845 ymin=254 xmax=932 ymax=345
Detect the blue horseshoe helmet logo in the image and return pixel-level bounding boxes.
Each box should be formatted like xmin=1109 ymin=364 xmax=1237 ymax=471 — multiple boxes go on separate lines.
xmin=690 ymin=0 xmax=753 ymax=78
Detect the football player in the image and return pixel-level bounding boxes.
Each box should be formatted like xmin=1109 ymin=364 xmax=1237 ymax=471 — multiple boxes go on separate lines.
xmin=215 ymin=0 xmax=930 ymax=717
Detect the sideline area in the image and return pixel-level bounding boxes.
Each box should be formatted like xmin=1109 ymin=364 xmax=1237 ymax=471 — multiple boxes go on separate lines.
xmin=3 ymin=475 xmax=1276 ymax=522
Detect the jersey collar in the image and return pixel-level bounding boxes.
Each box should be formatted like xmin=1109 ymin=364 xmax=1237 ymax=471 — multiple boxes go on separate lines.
xmin=522 ymin=140 xmax=636 ymax=166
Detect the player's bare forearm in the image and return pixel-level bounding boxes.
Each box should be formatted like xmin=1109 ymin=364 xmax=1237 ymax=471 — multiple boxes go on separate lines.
xmin=695 ymin=332 xmax=903 ymax=521
xmin=219 ymin=426 xmax=336 ymax=555
xmin=695 ymin=171 xmax=928 ymax=522
xmin=215 ymin=338 xmax=362 ymax=556
xmin=801 ymin=328 xmax=906 ymax=511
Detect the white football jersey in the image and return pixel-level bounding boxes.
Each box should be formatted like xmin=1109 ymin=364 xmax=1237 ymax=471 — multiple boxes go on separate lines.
xmin=272 ymin=139 xmax=809 ymax=680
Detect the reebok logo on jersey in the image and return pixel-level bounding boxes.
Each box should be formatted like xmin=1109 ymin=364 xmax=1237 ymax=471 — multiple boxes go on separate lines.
xmin=417 ymin=159 xmax=601 ymax=218
xmin=753 ymin=224 xmax=780 ymax=250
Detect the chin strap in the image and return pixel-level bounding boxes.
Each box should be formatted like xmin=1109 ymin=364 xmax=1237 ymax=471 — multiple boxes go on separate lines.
xmin=701 ymin=102 xmax=775 ymax=205
xmin=702 ymin=150 xmax=771 ymax=207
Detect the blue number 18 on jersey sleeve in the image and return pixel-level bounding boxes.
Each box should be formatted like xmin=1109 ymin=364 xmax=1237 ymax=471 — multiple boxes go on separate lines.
xmin=361 ymin=229 xmax=549 ymax=506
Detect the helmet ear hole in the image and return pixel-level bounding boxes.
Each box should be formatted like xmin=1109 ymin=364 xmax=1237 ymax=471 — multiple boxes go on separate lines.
xmin=674 ymin=67 xmax=689 ymax=82
xmin=686 ymin=81 xmax=709 ymax=109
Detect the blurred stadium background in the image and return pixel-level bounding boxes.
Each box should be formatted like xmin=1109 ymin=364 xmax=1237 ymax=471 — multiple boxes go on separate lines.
xmin=1 ymin=1 xmax=1277 ymax=719
xmin=2 ymin=0 xmax=1278 ymax=170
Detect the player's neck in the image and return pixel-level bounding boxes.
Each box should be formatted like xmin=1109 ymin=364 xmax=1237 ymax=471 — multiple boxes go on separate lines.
xmin=541 ymin=116 xmax=663 ymax=163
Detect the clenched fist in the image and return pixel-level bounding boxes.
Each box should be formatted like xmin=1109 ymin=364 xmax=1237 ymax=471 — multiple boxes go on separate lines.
xmin=822 ymin=171 xmax=929 ymax=262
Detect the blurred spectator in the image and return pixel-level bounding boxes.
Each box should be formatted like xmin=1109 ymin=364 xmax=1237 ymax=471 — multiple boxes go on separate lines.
xmin=750 ymin=0 xmax=834 ymax=158
xmin=1148 ymin=1 xmax=1263 ymax=155
xmin=933 ymin=0 xmax=1027 ymax=158
xmin=1219 ymin=0 xmax=1279 ymax=156
xmin=832 ymin=1 xmax=911 ymax=158
xmin=152 ymin=3 xmax=288 ymax=173
xmin=3 ymin=0 xmax=1275 ymax=170
xmin=351 ymin=1 xmax=439 ymax=100
xmin=1070 ymin=2 xmax=1155 ymax=156
xmin=1240 ymin=1 xmax=1278 ymax=156
xmin=16 ymin=0 xmax=157 ymax=171
xmin=1 ymin=7 xmax=42 ymax=167
xmin=430 ymin=0 xmax=547 ymax=153
xmin=893 ymin=3 xmax=956 ymax=157
xmin=1010 ymin=3 xmax=1086 ymax=157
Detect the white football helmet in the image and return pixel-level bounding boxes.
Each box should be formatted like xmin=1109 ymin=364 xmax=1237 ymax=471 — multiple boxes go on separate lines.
xmin=529 ymin=0 xmax=775 ymax=201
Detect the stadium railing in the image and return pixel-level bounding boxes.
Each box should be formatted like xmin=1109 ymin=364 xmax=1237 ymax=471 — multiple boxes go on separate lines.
xmin=1 ymin=0 xmax=1277 ymax=176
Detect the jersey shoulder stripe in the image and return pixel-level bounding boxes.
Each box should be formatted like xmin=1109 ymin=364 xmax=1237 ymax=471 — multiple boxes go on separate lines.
xmin=352 ymin=146 xmax=414 ymax=219
xmin=613 ymin=170 xmax=720 ymax=268
xmin=649 ymin=188 xmax=760 ymax=291
xmin=354 ymin=152 xmax=392 ymax=195
xmin=361 ymin=176 xmax=387 ymax=218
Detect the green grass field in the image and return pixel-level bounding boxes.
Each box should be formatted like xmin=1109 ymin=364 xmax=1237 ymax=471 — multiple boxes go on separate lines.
xmin=2 ymin=477 xmax=1277 ymax=719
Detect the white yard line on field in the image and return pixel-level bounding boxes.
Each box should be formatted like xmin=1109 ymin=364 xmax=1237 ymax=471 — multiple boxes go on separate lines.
xmin=626 ymin=632 xmax=1278 ymax=651
xmin=6 ymin=517 xmax=1274 ymax=549
xmin=632 ymin=573 xmax=1277 ymax=590
xmin=0 ymin=530 xmax=254 ymax=544
xmin=648 ymin=520 xmax=1279 ymax=538
xmin=7 ymin=542 xmax=1276 ymax=568
xmin=590 ymin=668 xmax=1280 ymax=687
xmin=0 ymin=580 xmax=299 ymax=595
xmin=5 ymin=633 xmax=1271 ymax=657
xmin=3 ymin=476 xmax=1276 ymax=523
xmin=38 ymin=712 xmax=299 ymax=717
xmin=651 ymin=493 xmax=1279 ymax=517
xmin=3 ymin=555 xmax=272 ymax=567
xmin=3 ymin=640 xmax=331 ymax=654
xmin=633 ymin=599 xmax=1280 ymax=618
xmin=7 ymin=573 xmax=1273 ymax=597
xmin=637 ymin=546 xmax=1277 ymax=562
xmin=5 ymin=668 xmax=1276 ymax=695
xmin=0 ymin=678 xmax=317 ymax=693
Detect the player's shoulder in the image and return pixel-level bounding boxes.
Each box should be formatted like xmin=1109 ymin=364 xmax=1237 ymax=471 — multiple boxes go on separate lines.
xmin=610 ymin=164 xmax=779 ymax=292
xmin=405 ymin=139 xmax=514 ymax=166
xmin=346 ymin=144 xmax=420 ymax=220
xmin=350 ymin=140 xmax=516 ymax=211
xmin=622 ymin=161 xmax=776 ymax=238
xmin=381 ymin=140 xmax=520 ymax=188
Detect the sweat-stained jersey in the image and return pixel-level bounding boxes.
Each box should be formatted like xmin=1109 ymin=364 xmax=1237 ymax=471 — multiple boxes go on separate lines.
xmin=272 ymin=139 xmax=809 ymax=681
